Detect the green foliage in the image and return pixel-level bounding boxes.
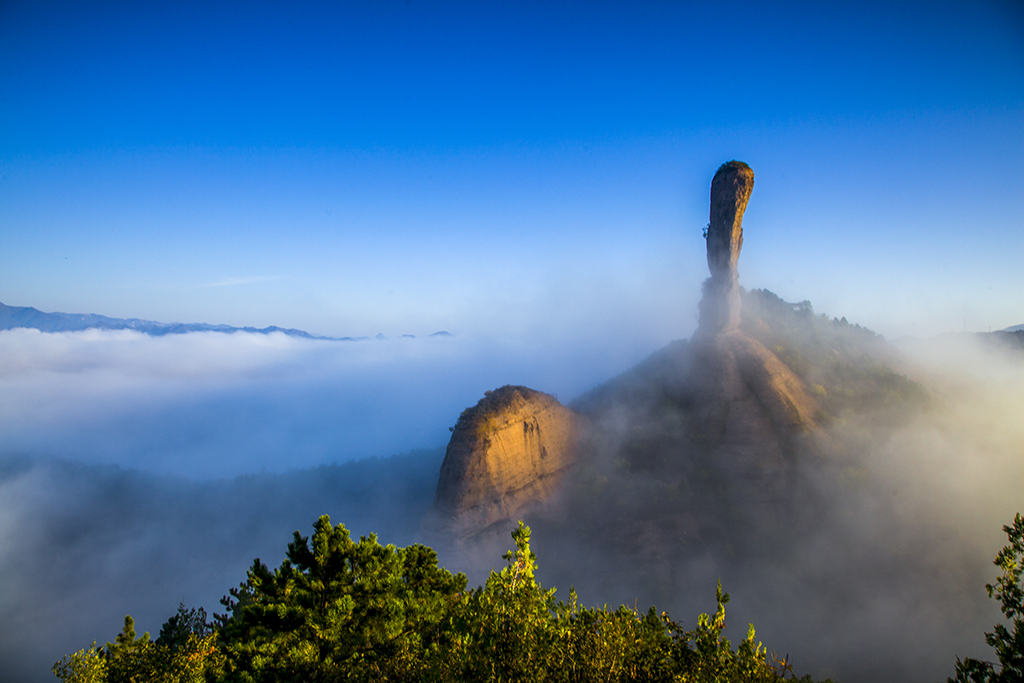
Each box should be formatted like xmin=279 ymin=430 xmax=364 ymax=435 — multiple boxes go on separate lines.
xmin=52 ymin=643 xmax=107 ymax=683
xmin=54 ymin=615 xmax=223 ymax=683
xmin=950 ymin=513 xmax=1024 ymax=683
xmin=57 ymin=518 xmax=830 ymax=682
xmin=158 ymin=604 xmax=215 ymax=650
xmin=215 ymin=514 xmax=467 ymax=682
xmin=452 ymin=521 xmax=558 ymax=681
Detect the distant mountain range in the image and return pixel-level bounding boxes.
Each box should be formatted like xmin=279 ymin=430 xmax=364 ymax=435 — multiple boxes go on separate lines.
xmin=0 ymin=302 xmax=452 ymax=340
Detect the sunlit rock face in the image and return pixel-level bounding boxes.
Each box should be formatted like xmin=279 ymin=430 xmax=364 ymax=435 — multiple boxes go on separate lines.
xmin=430 ymin=385 xmax=582 ymax=538
xmin=699 ymin=160 xmax=754 ymax=334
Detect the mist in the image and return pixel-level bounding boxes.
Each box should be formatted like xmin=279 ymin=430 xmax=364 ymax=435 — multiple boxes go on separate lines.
xmin=724 ymin=334 xmax=1024 ymax=681
xmin=1 ymin=324 xmax=1022 ymax=682
xmin=0 ymin=323 xmax=666 ymax=681
xmin=0 ymin=326 xmax=664 ymax=478
xmin=0 ymin=449 xmax=442 ymax=683
xmin=428 ymin=324 xmax=1023 ymax=682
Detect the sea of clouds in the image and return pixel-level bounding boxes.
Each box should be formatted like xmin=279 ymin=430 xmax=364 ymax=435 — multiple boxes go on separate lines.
xmin=0 ymin=325 xmax=662 ymax=682
xmin=0 ymin=327 xmax=653 ymax=478
xmin=0 ymin=326 xmax=1021 ymax=683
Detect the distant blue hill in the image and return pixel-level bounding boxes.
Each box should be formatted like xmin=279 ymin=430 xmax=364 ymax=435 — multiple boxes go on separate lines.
xmin=0 ymin=302 xmax=368 ymax=340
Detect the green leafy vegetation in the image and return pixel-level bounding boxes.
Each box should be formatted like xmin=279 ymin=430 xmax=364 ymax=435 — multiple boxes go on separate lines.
xmin=55 ymin=517 xmax=831 ymax=682
xmin=949 ymin=513 xmax=1024 ymax=683
xmin=53 ymin=614 xmax=223 ymax=683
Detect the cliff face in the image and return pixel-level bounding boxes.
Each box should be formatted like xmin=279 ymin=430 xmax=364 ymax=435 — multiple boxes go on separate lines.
xmin=431 ymin=386 xmax=582 ymax=537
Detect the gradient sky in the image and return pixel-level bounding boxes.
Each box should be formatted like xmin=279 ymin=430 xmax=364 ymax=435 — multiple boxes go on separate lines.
xmin=1 ymin=0 xmax=1022 ymax=343
xmin=1 ymin=7 xmax=1022 ymax=678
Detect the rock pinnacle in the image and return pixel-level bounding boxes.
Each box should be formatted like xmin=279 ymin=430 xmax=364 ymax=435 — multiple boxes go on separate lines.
xmin=699 ymin=160 xmax=754 ymax=333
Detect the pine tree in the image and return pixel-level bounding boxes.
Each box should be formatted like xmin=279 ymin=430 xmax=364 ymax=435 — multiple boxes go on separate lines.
xmin=950 ymin=513 xmax=1024 ymax=683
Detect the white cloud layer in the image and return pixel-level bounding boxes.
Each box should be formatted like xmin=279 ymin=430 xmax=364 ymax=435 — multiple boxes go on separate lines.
xmin=0 ymin=327 xmax=658 ymax=477
xmin=0 ymin=327 xmax=1020 ymax=682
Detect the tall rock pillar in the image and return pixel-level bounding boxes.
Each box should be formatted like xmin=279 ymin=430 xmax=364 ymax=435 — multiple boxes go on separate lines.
xmin=698 ymin=161 xmax=754 ymax=333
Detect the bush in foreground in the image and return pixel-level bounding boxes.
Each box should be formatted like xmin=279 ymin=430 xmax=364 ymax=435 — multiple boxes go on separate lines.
xmin=55 ymin=518 xmax=828 ymax=682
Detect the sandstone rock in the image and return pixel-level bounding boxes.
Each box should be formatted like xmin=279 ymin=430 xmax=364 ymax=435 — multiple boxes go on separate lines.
xmin=430 ymin=385 xmax=582 ymax=537
xmin=699 ymin=160 xmax=754 ymax=333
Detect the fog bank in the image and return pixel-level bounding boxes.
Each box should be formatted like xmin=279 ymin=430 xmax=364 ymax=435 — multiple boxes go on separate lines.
xmin=0 ymin=329 xmax=1020 ymax=683
xmin=0 ymin=450 xmax=443 ymax=683
xmin=433 ymin=332 xmax=1023 ymax=683
xmin=0 ymin=328 xmax=657 ymax=478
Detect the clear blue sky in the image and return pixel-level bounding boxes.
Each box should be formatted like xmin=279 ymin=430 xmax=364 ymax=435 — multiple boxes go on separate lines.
xmin=2 ymin=0 xmax=1022 ymax=342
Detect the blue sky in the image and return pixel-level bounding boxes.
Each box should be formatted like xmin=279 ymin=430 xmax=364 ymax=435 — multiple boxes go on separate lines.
xmin=1 ymin=0 xmax=1022 ymax=343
